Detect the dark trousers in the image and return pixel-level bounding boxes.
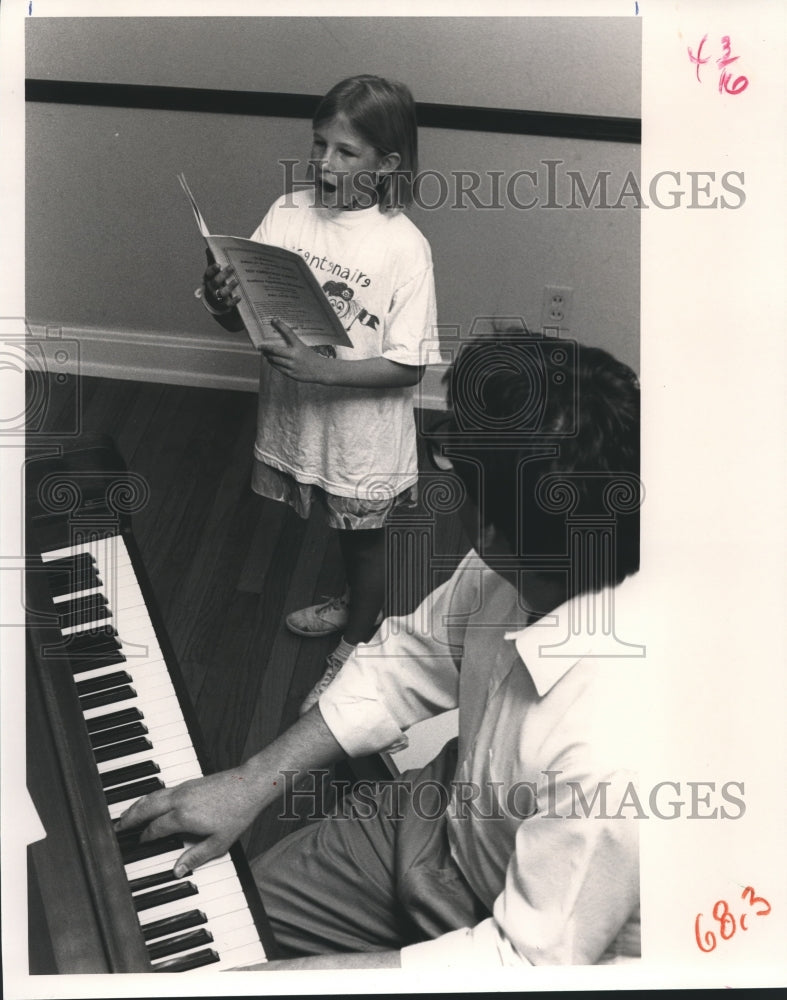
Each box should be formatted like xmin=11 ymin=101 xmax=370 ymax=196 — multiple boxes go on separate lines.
xmin=251 ymin=742 xmax=490 ymax=955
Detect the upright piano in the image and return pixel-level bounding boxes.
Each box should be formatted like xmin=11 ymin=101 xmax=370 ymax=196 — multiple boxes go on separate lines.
xmin=25 ymin=437 xmax=277 ymax=973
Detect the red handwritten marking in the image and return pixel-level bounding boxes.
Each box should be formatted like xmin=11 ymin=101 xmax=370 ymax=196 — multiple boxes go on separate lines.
xmin=688 ymin=35 xmax=710 ymax=82
xmin=695 ymin=885 xmax=772 ymax=952
xmin=741 ymin=885 xmax=771 ymax=915
xmin=717 ymin=36 xmax=739 ymax=69
xmin=688 ymin=34 xmax=749 ymax=95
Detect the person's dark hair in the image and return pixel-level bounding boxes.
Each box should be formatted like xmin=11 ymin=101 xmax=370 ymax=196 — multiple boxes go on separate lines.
xmin=446 ymin=333 xmax=641 ymax=592
xmin=313 ymin=75 xmax=418 ymax=212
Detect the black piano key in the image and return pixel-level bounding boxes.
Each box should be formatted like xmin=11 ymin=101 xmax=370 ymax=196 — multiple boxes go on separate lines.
xmin=43 ymin=552 xmax=95 ymax=573
xmin=93 ymin=734 xmax=151 ymax=764
xmin=43 ymin=551 xmax=96 ymax=587
xmin=91 ymin=722 xmax=149 ymax=751
xmin=58 ymin=595 xmax=111 ymax=630
xmin=75 ymin=670 xmax=132 ymax=697
xmin=115 ymin=827 xmax=144 ymax=851
xmin=57 ymin=590 xmax=107 ymax=612
xmin=79 ymin=684 xmax=137 ymax=713
xmin=61 ymin=629 xmax=119 ymax=660
xmin=100 ymin=758 xmax=159 ymax=788
xmin=70 ymin=650 xmax=127 ymax=674
xmin=133 ymin=880 xmax=199 ymax=913
xmin=105 ymin=776 xmax=165 ymax=806
xmin=129 ymin=868 xmax=179 ymax=893
xmin=85 ymin=706 xmax=143 ymax=734
xmin=140 ymin=909 xmax=208 ymax=942
xmin=57 ymin=590 xmax=108 ymax=615
xmin=120 ymin=834 xmax=185 ymax=866
xmin=47 ymin=567 xmax=101 ymax=599
xmin=152 ymin=948 xmax=219 ymax=972
xmin=65 ymin=628 xmax=120 ymax=656
xmin=147 ymin=928 xmax=213 ymax=962
xmin=104 ymin=778 xmax=164 ymax=806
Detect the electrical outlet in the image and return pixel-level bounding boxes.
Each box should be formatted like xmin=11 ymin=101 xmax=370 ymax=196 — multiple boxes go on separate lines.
xmin=541 ymin=285 xmax=573 ymax=332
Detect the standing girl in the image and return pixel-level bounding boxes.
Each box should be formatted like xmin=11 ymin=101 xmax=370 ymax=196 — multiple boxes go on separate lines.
xmin=201 ymin=75 xmax=436 ymax=713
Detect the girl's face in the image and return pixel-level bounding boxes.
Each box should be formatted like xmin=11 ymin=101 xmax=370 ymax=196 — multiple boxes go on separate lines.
xmin=310 ymin=113 xmax=399 ymax=210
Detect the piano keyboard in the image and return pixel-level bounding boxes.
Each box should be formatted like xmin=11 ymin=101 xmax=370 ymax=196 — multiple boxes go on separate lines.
xmin=40 ymin=535 xmax=268 ymax=973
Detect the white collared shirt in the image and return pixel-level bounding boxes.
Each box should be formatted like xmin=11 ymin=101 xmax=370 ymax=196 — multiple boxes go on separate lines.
xmin=319 ymin=550 xmax=646 ymax=967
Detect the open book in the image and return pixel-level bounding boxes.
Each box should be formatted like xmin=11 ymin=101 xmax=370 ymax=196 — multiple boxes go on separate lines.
xmin=179 ymin=173 xmax=352 ymax=351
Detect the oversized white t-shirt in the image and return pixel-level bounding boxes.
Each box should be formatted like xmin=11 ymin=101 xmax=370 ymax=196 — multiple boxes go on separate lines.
xmin=249 ymin=190 xmax=437 ymax=500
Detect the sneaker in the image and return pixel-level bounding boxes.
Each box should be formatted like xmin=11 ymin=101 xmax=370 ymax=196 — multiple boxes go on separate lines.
xmin=299 ymin=650 xmax=346 ymax=716
xmin=286 ymin=595 xmax=349 ymax=637
xmin=286 ymin=594 xmax=383 ymax=638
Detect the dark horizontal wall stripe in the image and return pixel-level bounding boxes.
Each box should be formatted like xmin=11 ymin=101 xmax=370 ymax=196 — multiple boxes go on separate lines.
xmin=25 ymin=79 xmax=641 ymax=145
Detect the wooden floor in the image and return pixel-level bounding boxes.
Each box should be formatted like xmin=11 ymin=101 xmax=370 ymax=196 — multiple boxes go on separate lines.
xmin=28 ymin=372 xmax=468 ymax=860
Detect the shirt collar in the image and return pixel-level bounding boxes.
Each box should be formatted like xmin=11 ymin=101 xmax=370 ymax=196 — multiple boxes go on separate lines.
xmin=504 ymin=576 xmax=637 ymax=697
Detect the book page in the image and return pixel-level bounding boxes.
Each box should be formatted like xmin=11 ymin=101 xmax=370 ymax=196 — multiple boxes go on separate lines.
xmin=206 ymin=235 xmax=353 ymax=350
xmin=177 ymin=172 xmax=211 ymax=238
xmin=180 ymin=173 xmax=352 ymax=350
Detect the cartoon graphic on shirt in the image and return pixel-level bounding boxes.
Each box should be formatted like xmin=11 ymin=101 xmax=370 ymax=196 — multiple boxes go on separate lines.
xmin=322 ymin=280 xmax=380 ymax=334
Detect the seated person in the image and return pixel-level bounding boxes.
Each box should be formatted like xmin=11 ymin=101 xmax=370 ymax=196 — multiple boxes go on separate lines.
xmin=117 ymin=331 xmax=643 ymax=970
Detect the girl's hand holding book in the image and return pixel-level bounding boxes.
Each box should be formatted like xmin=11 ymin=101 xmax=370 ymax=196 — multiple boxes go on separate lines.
xmin=261 ymin=318 xmax=335 ymax=384
xmin=203 ymin=259 xmax=241 ymax=313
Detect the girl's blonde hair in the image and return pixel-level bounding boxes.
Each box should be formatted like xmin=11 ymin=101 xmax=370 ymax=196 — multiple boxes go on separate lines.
xmin=313 ymin=75 xmax=418 ymax=212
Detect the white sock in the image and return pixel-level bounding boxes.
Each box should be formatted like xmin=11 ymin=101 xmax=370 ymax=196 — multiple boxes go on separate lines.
xmin=333 ymin=637 xmax=356 ymax=665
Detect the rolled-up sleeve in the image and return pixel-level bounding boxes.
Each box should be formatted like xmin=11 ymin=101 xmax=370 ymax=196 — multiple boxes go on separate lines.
xmin=318 ymin=552 xmax=479 ymax=758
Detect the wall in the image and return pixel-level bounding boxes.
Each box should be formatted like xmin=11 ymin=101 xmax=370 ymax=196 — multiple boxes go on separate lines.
xmin=25 ymin=16 xmax=642 ymax=394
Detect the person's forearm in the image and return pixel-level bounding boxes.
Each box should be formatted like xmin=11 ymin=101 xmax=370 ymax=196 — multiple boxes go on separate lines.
xmin=239 ymin=705 xmax=346 ymax=803
xmin=321 ymin=357 xmax=424 ymax=389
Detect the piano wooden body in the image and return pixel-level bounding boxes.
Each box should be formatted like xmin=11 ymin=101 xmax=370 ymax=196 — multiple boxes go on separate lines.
xmin=25 ymin=437 xmax=277 ymax=973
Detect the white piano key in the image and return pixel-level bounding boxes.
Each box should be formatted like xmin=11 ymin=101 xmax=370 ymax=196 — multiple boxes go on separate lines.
xmin=83 ymin=690 xmax=181 ymax=722
xmin=75 ymin=657 xmax=170 ymax=686
xmin=114 ymin=607 xmax=158 ymax=633
xmin=204 ymin=907 xmax=258 ymax=938
xmin=137 ymin=719 xmax=191 ymax=743
xmin=157 ymin=924 xmax=266 ymax=972
xmin=52 ymin=585 xmax=103 ymax=604
xmin=189 ymin=873 xmax=245 ymax=903
xmin=109 ymin=796 xmax=157 ymax=821
xmin=105 ymin=670 xmax=177 ymax=702
xmin=62 ymin=617 xmax=115 ymax=637
xmin=124 ymin=849 xmax=185 ymax=880
xmin=41 ymin=542 xmax=99 ymax=561
xmin=130 ymin=858 xmax=237 ymax=897
xmin=211 ymin=940 xmax=267 ymax=970
xmin=124 ymin=848 xmax=229 ymax=880
xmin=156 ymin=874 xmax=244 ymax=909
xmin=97 ymin=740 xmax=198 ymax=775
xmin=107 ymin=767 xmax=204 ymax=819
xmin=97 ymin=732 xmax=196 ymax=767
xmin=215 ymin=921 xmax=266 ymax=951
xmin=139 ymin=887 xmax=251 ymax=928
xmin=137 ymin=863 xmax=241 ymax=905
xmin=158 ymin=761 xmax=204 ymax=785
xmin=187 ymin=861 xmax=240 ymax=890
xmin=95 ymin=717 xmax=189 ymax=747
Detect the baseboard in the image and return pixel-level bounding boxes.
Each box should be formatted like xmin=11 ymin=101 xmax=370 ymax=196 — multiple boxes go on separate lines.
xmin=25 ymin=323 xmax=450 ymax=409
